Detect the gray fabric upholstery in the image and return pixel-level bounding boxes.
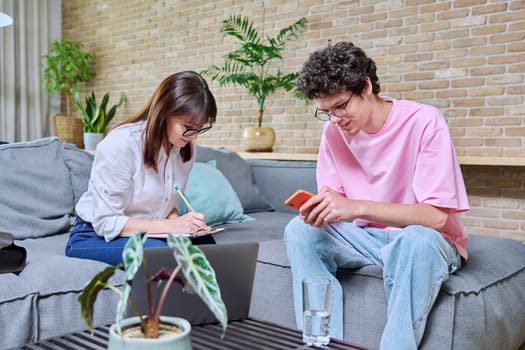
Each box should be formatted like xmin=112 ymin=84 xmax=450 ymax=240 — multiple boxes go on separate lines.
xmin=196 ymin=146 xmax=273 ymax=213
xmin=0 ymin=137 xmax=75 ymax=239
xmin=62 ymin=143 xmax=94 ymax=204
xmin=1 ymin=142 xmax=524 ymax=350
xmin=250 ymin=240 xmax=296 ymax=328
xmin=1 ymin=234 xmax=125 ymax=348
xmin=439 ymin=235 xmax=525 ymax=350
xmin=248 ymin=159 xmax=317 ymax=213
xmin=251 ymin=234 xmax=525 ymax=350
xmin=214 ymin=211 xmax=294 ymax=244
xmin=0 ymin=139 xmax=124 ymax=348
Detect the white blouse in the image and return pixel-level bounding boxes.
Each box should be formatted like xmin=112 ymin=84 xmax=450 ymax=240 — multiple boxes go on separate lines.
xmin=75 ymin=121 xmax=195 ymax=242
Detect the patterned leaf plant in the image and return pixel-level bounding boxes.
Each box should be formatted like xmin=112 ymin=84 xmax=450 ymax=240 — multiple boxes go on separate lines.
xmin=78 ymin=232 xmax=227 ymax=339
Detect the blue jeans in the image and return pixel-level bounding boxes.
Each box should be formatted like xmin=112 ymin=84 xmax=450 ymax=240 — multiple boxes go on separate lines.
xmin=65 ymin=217 xmax=215 ymax=266
xmin=284 ymin=217 xmax=462 ymax=350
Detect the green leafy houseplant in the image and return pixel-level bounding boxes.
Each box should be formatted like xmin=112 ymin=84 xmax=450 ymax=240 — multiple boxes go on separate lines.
xmin=78 ymin=233 xmax=227 ymax=340
xmin=202 ymin=15 xmax=307 ymax=127
xmin=74 ymin=91 xmax=125 ymax=133
xmin=43 ymin=38 xmax=96 ymax=117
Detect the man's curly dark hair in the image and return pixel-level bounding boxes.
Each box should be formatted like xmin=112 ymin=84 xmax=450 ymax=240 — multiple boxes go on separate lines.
xmin=297 ymin=41 xmax=381 ymax=100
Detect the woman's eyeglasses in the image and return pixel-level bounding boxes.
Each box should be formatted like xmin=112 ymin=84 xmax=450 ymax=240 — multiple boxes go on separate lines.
xmin=183 ymin=124 xmax=213 ymax=137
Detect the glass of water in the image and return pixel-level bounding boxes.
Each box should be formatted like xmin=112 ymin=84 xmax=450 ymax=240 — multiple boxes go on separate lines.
xmin=302 ymin=278 xmax=331 ymax=347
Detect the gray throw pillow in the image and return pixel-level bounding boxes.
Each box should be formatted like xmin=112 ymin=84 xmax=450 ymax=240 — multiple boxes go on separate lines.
xmin=0 ymin=137 xmax=75 ymax=239
xmin=196 ymin=146 xmax=273 ymax=213
xmin=62 ymin=144 xmax=94 ymax=203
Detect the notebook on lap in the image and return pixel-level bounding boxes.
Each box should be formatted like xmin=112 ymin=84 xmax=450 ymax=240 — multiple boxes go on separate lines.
xmin=128 ymin=242 xmax=259 ymax=325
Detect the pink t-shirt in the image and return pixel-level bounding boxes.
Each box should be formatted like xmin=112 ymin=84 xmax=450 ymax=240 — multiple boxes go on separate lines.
xmin=317 ymin=98 xmax=470 ymax=260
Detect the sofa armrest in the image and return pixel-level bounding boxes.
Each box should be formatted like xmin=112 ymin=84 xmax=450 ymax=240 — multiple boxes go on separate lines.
xmin=248 ymin=159 xmax=317 ymax=213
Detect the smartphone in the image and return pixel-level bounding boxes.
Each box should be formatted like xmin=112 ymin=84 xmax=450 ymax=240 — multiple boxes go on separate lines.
xmin=284 ymin=189 xmax=315 ymax=210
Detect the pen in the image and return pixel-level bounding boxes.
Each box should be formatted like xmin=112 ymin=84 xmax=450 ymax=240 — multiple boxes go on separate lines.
xmin=174 ymin=185 xmax=195 ymax=212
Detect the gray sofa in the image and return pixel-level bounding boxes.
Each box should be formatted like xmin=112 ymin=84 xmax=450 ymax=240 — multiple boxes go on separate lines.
xmin=1 ymin=137 xmax=524 ymax=350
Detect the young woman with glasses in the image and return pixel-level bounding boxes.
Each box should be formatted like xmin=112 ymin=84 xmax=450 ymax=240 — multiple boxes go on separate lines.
xmin=285 ymin=42 xmax=469 ymax=349
xmin=66 ymin=71 xmax=217 ymax=265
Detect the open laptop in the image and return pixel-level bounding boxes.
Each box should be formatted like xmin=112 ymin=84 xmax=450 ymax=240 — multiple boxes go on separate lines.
xmin=128 ymin=241 xmax=259 ymax=325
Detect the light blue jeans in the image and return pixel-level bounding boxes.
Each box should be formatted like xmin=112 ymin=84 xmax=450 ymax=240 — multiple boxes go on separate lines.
xmin=284 ymin=217 xmax=462 ymax=350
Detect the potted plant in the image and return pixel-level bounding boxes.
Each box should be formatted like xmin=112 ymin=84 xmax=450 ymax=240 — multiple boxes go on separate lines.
xmin=74 ymin=91 xmax=125 ymax=151
xmin=78 ymin=232 xmax=227 ymax=350
xmin=202 ymin=15 xmax=307 ymax=152
xmin=42 ymin=38 xmax=96 ymax=148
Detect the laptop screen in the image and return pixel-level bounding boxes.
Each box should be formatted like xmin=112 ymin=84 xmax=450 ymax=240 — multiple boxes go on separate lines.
xmin=127 ymin=242 xmax=259 ymax=325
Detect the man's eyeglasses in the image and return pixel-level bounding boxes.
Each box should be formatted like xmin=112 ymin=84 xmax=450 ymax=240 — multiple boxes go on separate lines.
xmin=314 ymin=94 xmax=353 ymax=121
xmin=183 ymin=124 xmax=213 ymax=137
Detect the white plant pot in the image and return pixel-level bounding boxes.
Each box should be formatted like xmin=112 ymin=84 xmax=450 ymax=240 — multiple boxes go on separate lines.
xmin=83 ymin=132 xmax=104 ymax=151
xmin=108 ymin=316 xmax=192 ymax=350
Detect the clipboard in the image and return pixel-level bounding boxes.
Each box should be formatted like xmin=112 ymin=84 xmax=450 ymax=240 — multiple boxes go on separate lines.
xmin=148 ymin=227 xmax=226 ymax=239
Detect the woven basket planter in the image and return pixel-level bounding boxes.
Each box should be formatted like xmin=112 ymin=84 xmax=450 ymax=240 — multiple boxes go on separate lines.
xmin=52 ymin=115 xmax=84 ymax=149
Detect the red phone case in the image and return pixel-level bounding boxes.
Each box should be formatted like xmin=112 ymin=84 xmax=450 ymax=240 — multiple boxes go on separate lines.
xmin=284 ymin=190 xmax=314 ymax=210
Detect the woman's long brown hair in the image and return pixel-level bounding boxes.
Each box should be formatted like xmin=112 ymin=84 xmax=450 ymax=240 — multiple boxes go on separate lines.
xmin=120 ymin=71 xmax=217 ymax=172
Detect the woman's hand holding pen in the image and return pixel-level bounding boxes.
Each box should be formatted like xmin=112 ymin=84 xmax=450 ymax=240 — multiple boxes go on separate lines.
xmin=167 ymin=211 xmax=210 ymax=233
xmin=172 ymin=185 xmax=210 ymax=232
xmin=121 ymin=211 xmax=209 ymax=237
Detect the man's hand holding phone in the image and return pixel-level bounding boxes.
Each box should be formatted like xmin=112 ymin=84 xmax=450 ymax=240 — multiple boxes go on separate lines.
xmin=285 ymin=189 xmax=323 ymax=224
xmin=285 ymin=187 xmax=352 ymax=227
xmin=284 ymin=189 xmax=315 ymax=210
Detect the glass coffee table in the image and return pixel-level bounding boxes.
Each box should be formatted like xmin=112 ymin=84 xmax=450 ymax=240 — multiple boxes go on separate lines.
xmin=15 ymin=318 xmax=374 ymax=349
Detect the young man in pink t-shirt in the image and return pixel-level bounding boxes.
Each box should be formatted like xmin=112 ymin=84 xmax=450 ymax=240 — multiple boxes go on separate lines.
xmin=285 ymin=42 xmax=469 ymax=349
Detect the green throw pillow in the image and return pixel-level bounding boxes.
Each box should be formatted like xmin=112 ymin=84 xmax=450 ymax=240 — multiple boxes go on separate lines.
xmin=179 ymin=161 xmax=254 ymax=226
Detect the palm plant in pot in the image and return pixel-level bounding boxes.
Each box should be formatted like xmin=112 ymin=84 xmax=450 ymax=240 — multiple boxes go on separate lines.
xmin=43 ymin=38 xmax=96 ymax=148
xmin=74 ymin=91 xmax=125 ymax=151
xmin=78 ymin=232 xmax=227 ymax=350
xmin=202 ymin=15 xmax=307 ymax=152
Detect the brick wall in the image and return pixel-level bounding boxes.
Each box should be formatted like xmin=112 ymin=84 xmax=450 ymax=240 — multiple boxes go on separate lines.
xmin=463 ymin=165 xmax=525 ymax=241
xmin=62 ymin=0 xmax=525 ymax=241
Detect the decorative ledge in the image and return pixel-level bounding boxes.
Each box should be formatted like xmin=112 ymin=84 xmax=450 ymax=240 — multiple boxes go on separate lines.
xmin=238 ymin=152 xmax=525 ymax=167
xmin=457 ymin=156 xmax=525 ymax=167
xmin=238 ymin=152 xmax=318 ymax=161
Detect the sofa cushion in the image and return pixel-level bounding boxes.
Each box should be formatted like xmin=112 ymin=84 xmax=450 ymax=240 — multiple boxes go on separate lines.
xmin=1 ymin=233 xmax=125 ymax=348
xmin=196 ymin=146 xmax=273 ymax=213
xmin=0 ymin=137 xmax=75 ymax=239
xmin=179 ymin=161 xmax=254 ymax=226
xmin=214 ymin=211 xmax=295 ymax=244
xmin=249 ymin=239 xmax=296 ymax=328
xmin=62 ymin=143 xmax=93 ymax=204
xmin=248 ymin=159 xmax=318 ymax=214
xmin=432 ymin=235 xmax=525 ymax=350
xmin=251 ymin=234 xmax=525 ymax=350
xmin=0 ymin=270 xmax=38 ymax=347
